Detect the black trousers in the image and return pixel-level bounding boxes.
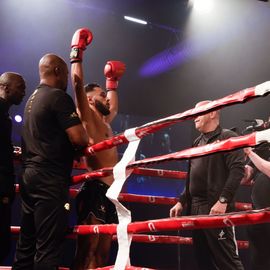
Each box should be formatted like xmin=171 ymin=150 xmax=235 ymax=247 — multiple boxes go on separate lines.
xmin=247 ymin=223 xmax=270 ymax=270
xmin=191 ymin=203 xmax=244 ymax=270
xmin=0 ymin=200 xmax=12 ymax=264
xmin=13 ymin=169 xmax=69 ymax=270
xmin=248 ymin=173 xmax=270 ymax=269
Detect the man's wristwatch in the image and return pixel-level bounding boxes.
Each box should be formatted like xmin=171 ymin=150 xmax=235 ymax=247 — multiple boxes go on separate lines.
xmin=219 ymin=196 xmax=228 ymax=204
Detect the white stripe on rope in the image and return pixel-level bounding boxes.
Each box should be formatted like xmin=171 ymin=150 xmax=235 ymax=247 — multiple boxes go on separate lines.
xmin=106 ymin=127 xmax=141 ymax=270
xmin=256 ymin=128 xmax=270 ymax=144
xmin=254 ymin=81 xmax=270 ymax=96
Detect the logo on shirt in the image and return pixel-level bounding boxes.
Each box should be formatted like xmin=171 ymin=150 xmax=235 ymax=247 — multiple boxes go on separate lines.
xmin=70 ymin=112 xmax=78 ymax=118
xmin=99 ymin=205 xmax=106 ymax=213
xmin=26 ymin=90 xmax=38 ymax=113
xmin=218 ymin=229 xmax=226 ymax=240
xmin=64 ymin=203 xmax=70 ymax=211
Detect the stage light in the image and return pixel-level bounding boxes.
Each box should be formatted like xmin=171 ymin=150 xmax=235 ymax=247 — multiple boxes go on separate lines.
xmin=189 ymin=0 xmax=214 ymax=14
xmin=14 ymin=115 xmax=22 ymax=123
xmin=124 ymin=16 xmax=147 ymax=25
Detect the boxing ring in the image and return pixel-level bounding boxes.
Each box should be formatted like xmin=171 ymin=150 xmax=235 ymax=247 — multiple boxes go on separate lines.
xmin=3 ymin=81 xmax=270 ymax=269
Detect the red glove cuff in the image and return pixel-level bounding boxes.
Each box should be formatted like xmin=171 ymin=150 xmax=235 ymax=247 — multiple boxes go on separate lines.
xmin=106 ymin=80 xmax=118 ymax=90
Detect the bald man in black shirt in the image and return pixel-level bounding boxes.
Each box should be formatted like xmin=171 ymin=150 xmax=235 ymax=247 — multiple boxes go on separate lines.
xmin=13 ymin=54 xmax=88 ymax=270
xmin=170 ymin=101 xmax=245 ymax=270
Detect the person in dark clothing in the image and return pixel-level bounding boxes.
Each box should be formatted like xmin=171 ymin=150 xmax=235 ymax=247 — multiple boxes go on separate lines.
xmin=170 ymin=100 xmax=245 ymax=270
xmin=0 ymin=72 xmax=26 ymax=264
xmin=12 ymin=54 xmax=89 ymax=270
xmin=243 ymin=145 xmax=270 ymax=270
xmin=76 ymin=179 xmax=118 ymax=225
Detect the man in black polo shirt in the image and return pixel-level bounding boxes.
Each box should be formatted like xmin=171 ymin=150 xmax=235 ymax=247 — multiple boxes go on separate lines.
xmin=170 ymin=100 xmax=245 ymax=270
xmin=13 ymin=54 xmax=89 ymax=270
xmin=0 ymin=72 xmax=26 ymax=264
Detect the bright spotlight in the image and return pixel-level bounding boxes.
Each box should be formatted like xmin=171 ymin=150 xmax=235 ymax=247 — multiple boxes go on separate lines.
xmin=14 ymin=115 xmax=22 ymax=123
xmin=124 ymin=16 xmax=147 ymax=25
xmin=189 ymin=0 xmax=214 ymax=14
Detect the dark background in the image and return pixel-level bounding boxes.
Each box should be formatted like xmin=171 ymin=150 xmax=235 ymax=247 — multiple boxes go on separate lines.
xmin=1 ymin=0 xmax=270 ymax=269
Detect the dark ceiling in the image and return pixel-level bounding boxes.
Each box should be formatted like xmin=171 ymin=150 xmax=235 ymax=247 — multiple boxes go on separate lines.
xmin=1 ymin=0 xmax=270 ymax=129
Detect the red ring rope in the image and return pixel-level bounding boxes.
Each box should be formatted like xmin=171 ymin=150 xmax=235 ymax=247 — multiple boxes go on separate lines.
xmin=15 ymin=185 xmax=252 ymax=210
xmin=84 ymin=83 xmax=269 ymax=155
xmin=73 ymin=208 xmax=270 ymax=235
xmin=72 ymin=167 xmax=187 ymax=184
xmin=9 ymin=226 xmax=249 ymax=249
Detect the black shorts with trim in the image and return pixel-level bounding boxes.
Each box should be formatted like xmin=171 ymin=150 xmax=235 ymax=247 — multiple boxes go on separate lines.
xmin=76 ymin=179 xmax=118 ymax=224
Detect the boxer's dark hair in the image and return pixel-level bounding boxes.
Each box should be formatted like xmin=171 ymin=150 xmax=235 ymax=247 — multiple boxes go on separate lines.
xmin=84 ymin=83 xmax=101 ymax=93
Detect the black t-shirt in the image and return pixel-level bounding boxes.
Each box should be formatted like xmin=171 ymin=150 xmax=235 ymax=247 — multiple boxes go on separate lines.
xmin=251 ymin=146 xmax=270 ymax=209
xmin=252 ymin=172 xmax=270 ymax=209
xmin=22 ymin=85 xmax=81 ymax=179
xmin=189 ymin=133 xmax=209 ymax=199
xmin=0 ymin=98 xmax=13 ymax=174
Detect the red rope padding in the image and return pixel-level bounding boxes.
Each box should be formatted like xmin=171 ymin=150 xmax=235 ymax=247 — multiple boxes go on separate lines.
xmin=73 ymin=131 xmax=259 ymax=185
xmin=71 ymin=167 xmax=252 ymax=185
xmin=118 ymin=234 xmax=249 ymax=249
xmin=72 ymin=168 xmax=112 ymax=184
xmin=69 ymin=188 xmax=78 ymax=198
xmin=130 ymin=132 xmax=258 ymax=168
xmin=118 ymin=193 xmax=252 ymax=211
xmin=15 ymin=185 xmax=253 ymax=210
xmin=10 ymin=226 xmax=249 ymax=249
xmin=71 ymin=167 xmax=187 ymax=184
xmin=84 ymin=86 xmax=264 ymax=155
xmin=11 ymin=226 xmax=19 ymax=234
xmin=71 ymin=167 xmax=252 ymax=186
xmin=68 ymin=190 xmax=252 ymax=211
xmin=133 ymin=167 xmax=187 ymax=179
xmin=122 ymin=234 xmax=193 ymax=245
xmin=118 ymin=193 xmax=178 ymax=205
xmin=73 ymin=208 xmax=270 ymax=235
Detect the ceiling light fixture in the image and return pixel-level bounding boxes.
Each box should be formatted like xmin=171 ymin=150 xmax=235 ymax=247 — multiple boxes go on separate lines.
xmin=124 ymin=16 xmax=147 ymax=25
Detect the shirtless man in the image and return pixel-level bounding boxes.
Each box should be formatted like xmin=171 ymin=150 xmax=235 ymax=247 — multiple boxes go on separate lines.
xmin=69 ymin=28 xmax=126 ymax=269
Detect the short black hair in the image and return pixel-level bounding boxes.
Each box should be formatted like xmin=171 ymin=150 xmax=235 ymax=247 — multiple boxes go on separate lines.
xmin=84 ymin=83 xmax=101 ymax=93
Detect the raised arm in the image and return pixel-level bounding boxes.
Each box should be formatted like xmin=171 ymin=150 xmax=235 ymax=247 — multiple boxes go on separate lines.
xmin=245 ymin=147 xmax=270 ymax=178
xmin=70 ymin=28 xmax=94 ymax=123
xmin=104 ymin=61 xmax=126 ymax=123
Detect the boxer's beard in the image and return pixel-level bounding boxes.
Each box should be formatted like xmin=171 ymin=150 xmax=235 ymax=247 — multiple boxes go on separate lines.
xmin=95 ymin=100 xmax=110 ymax=116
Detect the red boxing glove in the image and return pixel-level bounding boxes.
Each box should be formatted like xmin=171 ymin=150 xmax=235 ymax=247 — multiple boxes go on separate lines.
xmin=70 ymin=28 xmax=93 ymax=63
xmin=104 ymin=61 xmax=126 ymax=90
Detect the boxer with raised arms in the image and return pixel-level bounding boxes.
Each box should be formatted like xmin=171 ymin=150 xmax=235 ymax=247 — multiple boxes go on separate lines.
xmin=69 ymin=28 xmax=125 ymax=269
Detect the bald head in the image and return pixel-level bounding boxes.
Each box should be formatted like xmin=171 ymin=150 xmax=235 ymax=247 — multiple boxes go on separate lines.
xmin=0 ymin=72 xmax=26 ymax=106
xmin=0 ymin=72 xmax=24 ymax=85
xmin=194 ymin=100 xmax=220 ymax=133
xmin=39 ymin=53 xmax=68 ymax=91
xmin=195 ymin=100 xmax=212 ymax=108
